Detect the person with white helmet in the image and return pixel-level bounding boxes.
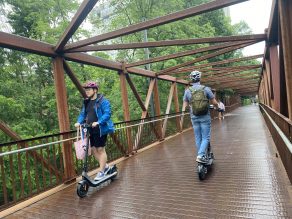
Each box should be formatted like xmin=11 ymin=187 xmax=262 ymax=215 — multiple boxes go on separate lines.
xmin=183 ymin=70 xmax=218 ymax=163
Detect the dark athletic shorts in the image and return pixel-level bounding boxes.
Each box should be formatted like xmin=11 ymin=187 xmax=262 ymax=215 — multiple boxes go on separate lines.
xmin=89 ymin=126 xmax=107 ymax=147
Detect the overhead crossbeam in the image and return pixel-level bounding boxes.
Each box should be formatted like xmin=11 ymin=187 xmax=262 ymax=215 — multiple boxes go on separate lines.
xmin=166 ymin=54 xmax=263 ymax=75
xmin=68 ymin=34 xmax=266 ymax=52
xmin=55 ymin=0 xmax=99 ymax=52
xmin=0 ymin=31 xmax=56 ymax=57
xmin=126 ymin=41 xmax=253 ymax=68
xmin=158 ymin=41 xmax=259 ymax=75
xmin=64 ymin=0 xmax=249 ymax=51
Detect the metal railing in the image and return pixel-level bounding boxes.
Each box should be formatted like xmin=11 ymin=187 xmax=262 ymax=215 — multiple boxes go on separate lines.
xmin=0 ymin=112 xmax=191 ymax=210
xmin=0 ymin=103 xmax=241 ymax=210
xmin=260 ymin=103 xmax=292 ymax=183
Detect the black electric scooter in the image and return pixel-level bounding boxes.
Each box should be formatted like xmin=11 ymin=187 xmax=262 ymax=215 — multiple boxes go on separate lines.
xmin=197 ymin=105 xmax=216 ymax=180
xmin=197 ymin=143 xmax=214 ymax=180
xmin=77 ymin=123 xmax=118 ymax=198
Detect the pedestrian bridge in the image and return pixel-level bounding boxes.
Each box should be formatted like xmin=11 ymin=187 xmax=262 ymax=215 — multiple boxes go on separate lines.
xmin=1 ymin=0 xmax=292 ymax=218
xmin=2 ymin=105 xmax=292 ymax=218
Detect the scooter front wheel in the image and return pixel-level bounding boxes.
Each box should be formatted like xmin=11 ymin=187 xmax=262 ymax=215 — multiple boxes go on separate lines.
xmin=77 ymin=181 xmax=89 ymax=198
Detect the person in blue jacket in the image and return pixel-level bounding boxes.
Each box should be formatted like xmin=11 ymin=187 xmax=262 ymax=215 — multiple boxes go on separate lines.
xmin=74 ymin=81 xmax=114 ymax=181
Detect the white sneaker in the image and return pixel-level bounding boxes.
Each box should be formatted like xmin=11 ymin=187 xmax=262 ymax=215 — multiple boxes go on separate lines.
xmin=104 ymin=164 xmax=110 ymax=175
xmin=94 ymin=171 xmax=105 ymax=181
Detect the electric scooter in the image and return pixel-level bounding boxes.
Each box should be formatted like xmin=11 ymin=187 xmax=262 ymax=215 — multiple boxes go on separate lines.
xmin=197 ymin=105 xmax=216 ymax=180
xmin=197 ymin=143 xmax=214 ymax=180
xmin=77 ymin=123 xmax=118 ymax=198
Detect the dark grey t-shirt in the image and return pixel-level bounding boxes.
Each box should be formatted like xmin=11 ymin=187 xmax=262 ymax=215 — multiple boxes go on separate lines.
xmin=86 ymin=100 xmax=98 ymax=124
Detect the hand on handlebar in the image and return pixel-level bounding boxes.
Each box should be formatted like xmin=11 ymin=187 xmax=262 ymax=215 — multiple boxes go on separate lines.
xmin=92 ymin=122 xmax=99 ymax=127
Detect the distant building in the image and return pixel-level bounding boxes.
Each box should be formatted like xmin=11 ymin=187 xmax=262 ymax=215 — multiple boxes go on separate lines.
xmin=223 ymin=7 xmax=230 ymax=17
xmin=0 ymin=6 xmax=12 ymax=33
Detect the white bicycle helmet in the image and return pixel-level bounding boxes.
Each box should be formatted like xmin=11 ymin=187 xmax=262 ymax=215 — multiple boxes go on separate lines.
xmin=189 ymin=70 xmax=201 ymax=81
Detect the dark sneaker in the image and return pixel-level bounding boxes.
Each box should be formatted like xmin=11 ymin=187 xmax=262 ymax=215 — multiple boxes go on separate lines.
xmin=196 ymin=155 xmax=208 ymax=164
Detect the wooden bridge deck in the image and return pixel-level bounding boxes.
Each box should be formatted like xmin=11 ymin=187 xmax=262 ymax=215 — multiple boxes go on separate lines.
xmin=5 ymin=105 xmax=292 ymax=218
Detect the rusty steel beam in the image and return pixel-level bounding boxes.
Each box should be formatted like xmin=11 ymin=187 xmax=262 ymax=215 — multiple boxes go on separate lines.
xmin=186 ymin=66 xmax=260 ymax=81
xmin=64 ymin=53 xmax=189 ymax=84
xmin=0 ymin=31 xmax=56 ymax=57
xmin=68 ymin=34 xmax=266 ymax=52
xmin=208 ymin=79 xmax=259 ymax=87
xmin=63 ymin=61 xmax=87 ymax=98
xmin=232 ymin=83 xmax=259 ymax=89
xmin=126 ymin=41 xmax=252 ymax=68
xmin=64 ymin=52 xmax=122 ymax=71
xmin=125 ymin=74 xmax=147 ymax=111
xmin=269 ymin=45 xmax=281 ymax=112
xmin=52 ymin=57 xmax=75 ymax=181
xmin=217 ymin=80 xmax=259 ymax=87
xmin=167 ymin=54 xmax=263 ymax=75
xmin=55 ymin=0 xmax=99 ymax=52
xmin=268 ymin=0 xmax=279 ymax=43
xmin=202 ymin=75 xmax=259 ymax=84
xmin=64 ymin=0 xmax=249 ymax=50
xmin=178 ymin=68 xmax=259 ymax=80
xmin=279 ymin=0 xmax=292 ymax=119
xmin=204 ymin=66 xmax=260 ymax=76
xmin=158 ymin=41 xmax=258 ymax=75
xmin=199 ymin=65 xmax=261 ymax=72
xmin=119 ymin=71 xmax=133 ymax=153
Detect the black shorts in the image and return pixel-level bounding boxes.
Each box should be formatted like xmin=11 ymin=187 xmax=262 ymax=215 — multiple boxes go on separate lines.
xmin=89 ymin=127 xmax=107 ymax=147
xmin=218 ymin=109 xmax=224 ymax=113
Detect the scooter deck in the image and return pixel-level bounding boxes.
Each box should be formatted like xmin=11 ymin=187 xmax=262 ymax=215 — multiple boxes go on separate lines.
xmin=197 ymin=158 xmax=213 ymax=165
xmin=94 ymin=171 xmax=117 ymax=183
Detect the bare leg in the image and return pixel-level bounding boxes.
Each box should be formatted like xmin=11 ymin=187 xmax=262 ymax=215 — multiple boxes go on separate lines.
xmin=92 ymin=147 xmax=107 ymax=171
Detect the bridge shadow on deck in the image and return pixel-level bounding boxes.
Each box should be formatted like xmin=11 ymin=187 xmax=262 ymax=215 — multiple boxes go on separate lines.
xmin=6 ymin=105 xmax=292 ymax=219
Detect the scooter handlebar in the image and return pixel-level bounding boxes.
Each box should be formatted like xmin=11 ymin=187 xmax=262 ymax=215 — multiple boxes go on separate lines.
xmin=80 ymin=123 xmax=93 ymax=128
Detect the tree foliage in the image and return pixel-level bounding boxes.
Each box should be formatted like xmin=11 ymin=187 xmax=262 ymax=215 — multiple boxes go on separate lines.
xmin=0 ymin=0 xmax=256 ymax=142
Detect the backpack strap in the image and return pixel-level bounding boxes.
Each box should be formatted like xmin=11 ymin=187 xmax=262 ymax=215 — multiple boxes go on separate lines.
xmin=189 ymin=85 xmax=206 ymax=93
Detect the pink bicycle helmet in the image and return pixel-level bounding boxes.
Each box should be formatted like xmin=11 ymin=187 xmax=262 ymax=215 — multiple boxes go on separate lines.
xmin=83 ymin=81 xmax=98 ymax=89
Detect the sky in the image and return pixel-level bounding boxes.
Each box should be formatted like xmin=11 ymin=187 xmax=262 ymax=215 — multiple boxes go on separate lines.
xmin=228 ymin=0 xmax=273 ymax=56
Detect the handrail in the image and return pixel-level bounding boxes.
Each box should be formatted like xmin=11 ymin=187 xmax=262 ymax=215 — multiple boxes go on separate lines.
xmin=259 ymin=103 xmax=292 ymax=184
xmin=260 ymin=105 xmax=292 ymax=152
xmin=0 ymin=112 xmax=189 ymax=157
xmin=0 ymin=111 xmax=188 ymax=147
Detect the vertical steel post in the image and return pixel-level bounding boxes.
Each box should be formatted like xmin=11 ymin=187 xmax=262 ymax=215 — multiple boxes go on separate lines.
xmin=279 ymin=0 xmax=292 ymax=119
xmin=52 ymin=57 xmax=75 ymax=182
xmin=119 ymin=70 xmax=133 ymax=154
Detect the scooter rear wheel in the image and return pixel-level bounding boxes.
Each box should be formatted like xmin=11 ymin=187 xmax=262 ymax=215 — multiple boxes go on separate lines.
xmin=77 ymin=181 xmax=89 ymax=198
xmin=198 ymin=165 xmax=206 ymax=180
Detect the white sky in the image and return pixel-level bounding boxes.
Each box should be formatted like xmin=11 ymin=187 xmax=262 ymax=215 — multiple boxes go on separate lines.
xmin=229 ymin=0 xmax=273 ymax=56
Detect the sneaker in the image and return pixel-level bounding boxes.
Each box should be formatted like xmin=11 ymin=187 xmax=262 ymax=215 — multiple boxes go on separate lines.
xmin=94 ymin=171 xmax=105 ymax=181
xmin=196 ymin=155 xmax=208 ymax=164
xmin=104 ymin=164 xmax=110 ymax=175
